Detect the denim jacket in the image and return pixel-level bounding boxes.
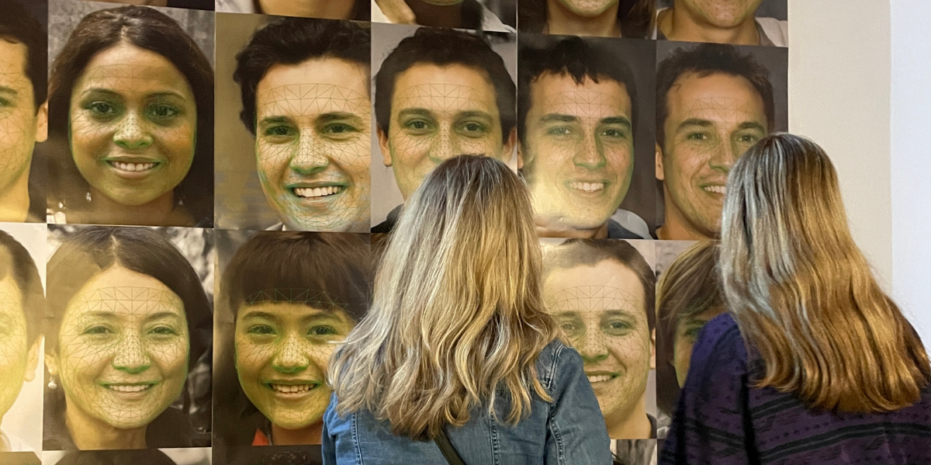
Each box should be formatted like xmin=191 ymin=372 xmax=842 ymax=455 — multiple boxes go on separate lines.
xmin=322 ymin=340 xmax=611 ymax=464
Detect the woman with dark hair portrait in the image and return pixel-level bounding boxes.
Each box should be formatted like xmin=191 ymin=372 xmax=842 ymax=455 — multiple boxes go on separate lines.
xmin=215 ymin=0 xmax=370 ymax=21
xmin=47 ymin=6 xmax=214 ymax=227
xmin=43 ymin=226 xmax=213 ymax=450
xmin=372 ymin=0 xmax=514 ymax=32
xmin=79 ymin=0 xmax=215 ymax=11
xmin=518 ymin=0 xmax=654 ymax=38
xmin=214 ymin=232 xmax=372 ymax=454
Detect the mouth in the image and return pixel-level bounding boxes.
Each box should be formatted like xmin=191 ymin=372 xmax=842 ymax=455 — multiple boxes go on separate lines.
xmin=568 ymin=181 xmax=607 ymax=194
xmin=267 ymin=382 xmax=320 ymax=394
xmin=291 ymin=185 xmax=346 ymax=200
xmin=586 ymin=373 xmax=619 ymax=384
xmin=103 ymin=383 xmax=156 ymax=393
xmin=702 ymin=185 xmax=726 ymax=195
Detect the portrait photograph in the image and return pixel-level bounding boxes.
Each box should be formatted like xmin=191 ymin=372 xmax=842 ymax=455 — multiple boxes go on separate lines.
xmin=371 ymin=0 xmax=515 ymax=32
xmin=41 ymin=448 xmax=211 ymax=464
xmin=518 ymin=0 xmax=655 ymax=39
xmin=46 ymin=0 xmax=215 ymax=227
xmin=655 ymin=0 xmax=787 ymax=47
xmin=76 ymin=0 xmax=215 ymax=11
xmin=216 ymin=0 xmax=370 ymax=21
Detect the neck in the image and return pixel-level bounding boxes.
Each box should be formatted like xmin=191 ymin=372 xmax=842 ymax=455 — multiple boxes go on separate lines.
xmin=546 ymin=0 xmax=621 ymax=37
xmin=258 ymin=0 xmax=355 ymax=19
xmin=271 ymin=421 xmax=323 ymax=446
xmin=0 ymin=169 xmax=31 ymax=222
xmin=77 ymin=187 xmax=190 ymax=226
xmin=607 ymin=404 xmax=651 ymax=439
xmin=406 ymin=0 xmax=464 ymax=28
xmin=659 ymin=6 xmax=760 ymax=45
xmin=657 ymin=197 xmax=713 ymax=241
xmin=65 ymin=404 xmax=147 ymax=450
xmin=535 ymin=216 xmax=610 ymax=239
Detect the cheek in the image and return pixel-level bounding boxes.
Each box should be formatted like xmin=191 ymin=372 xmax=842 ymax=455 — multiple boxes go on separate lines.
xmin=151 ymin=339 xmax=189 ymax=378
xmin=159 ymin=122 xmax=196 ymax=161
xmin=0 ymin=114 xmax=31 ymax=156
xmin=256 ymin=146 xmax=290 ymax=181
xmin=307 ymin=344 xmax=336 ymax=376
xmin=235 ymin=338 xmax=272 ymax=378
xmin=69 ymin=113 xmax=109 ymax=159
xmin=608 ymin=333 xmax=650 ymax=365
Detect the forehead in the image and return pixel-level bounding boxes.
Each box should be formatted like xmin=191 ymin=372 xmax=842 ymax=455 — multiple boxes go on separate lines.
xmin=544 ymin=260 xmax=646 ymax=312
xmin=391 ymin=63 xmax=498 ymax=111
xmin=666 ymin=72 xmax=766 ymax=122
xmin=0 ymin=275 xmax=24 ymax=314
xmin=66 ymin=267 xmax=183 ymax=319
xmin=530 ymin=73 xmax=631 ymax=117
xmin=256 ymin=58 xmax=370 ymax=115
xmin=237 ymin=301 xmax=342 ymax=319
xmin=0 ymin=40 xmax=29 ymax=83
xmin=74 ymin=43 xmax=192 ymax=95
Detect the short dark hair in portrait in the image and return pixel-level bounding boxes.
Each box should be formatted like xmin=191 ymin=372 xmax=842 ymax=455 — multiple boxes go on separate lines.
xmin=517 ymin=35 xmax=639 ymax=149
xmin=214 ymin=231 xmax=373 ymax=448
xmin=0 ymin=230 xmax=45 ymax=347
xmin=43 ymin=226 xmax=213 ymax=450
xmin=655 ymin=43 xmax=775 ymax=147
xmin=374 ymin=27 xmax=517 ymax=138
xmin=47 ymin=6 xmax=215 ymax=225
xmin=234 ymin=18 xmax=371 ymax=135
xmin=519 ymin=0 xmax=655 ymax=38
xmin=544 ymin=239 xmax=656 ymax=332
xmin=55 ymin=449 xmax=176 ymax=465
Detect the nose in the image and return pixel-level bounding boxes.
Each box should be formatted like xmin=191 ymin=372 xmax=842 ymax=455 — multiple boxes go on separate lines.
xmin=290 ymin=131 xmax=329 ymax=175
xmin=573 ymin=132 xmax=606 ymax=170
xmin=113 ymin=111 xmax=154 ymax=150
xmin=427 ymin=124 xmax=459 ymax=164
xmin=710 ymin=139 xmax=740 ymax=173
xmin=578 ymin=328 xmax=609 ymax=364
xmin=112 ymin=332 xmax=152 ymax=374
xmin=272 ymin=333 xmax=310 ymax=374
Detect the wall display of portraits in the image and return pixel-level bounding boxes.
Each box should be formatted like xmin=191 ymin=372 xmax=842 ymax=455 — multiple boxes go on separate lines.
xmin=0 ymin=0 xmax=788 ymax=461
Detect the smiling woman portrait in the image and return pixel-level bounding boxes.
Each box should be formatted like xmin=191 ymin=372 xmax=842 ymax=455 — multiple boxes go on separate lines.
xmin=47 ymin=6 xmax=214 ymax=227
xmin=42 ymin=226 xmax=213 ymax=451
xmin=212 ymin=231 xmax=372 ymax=458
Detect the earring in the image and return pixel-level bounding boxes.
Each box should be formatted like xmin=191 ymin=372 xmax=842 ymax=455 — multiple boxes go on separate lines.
xmin=85 ymin=191 xmax=92 ymax=202
xmin=48 ymin=377 xmax=58 ymax=390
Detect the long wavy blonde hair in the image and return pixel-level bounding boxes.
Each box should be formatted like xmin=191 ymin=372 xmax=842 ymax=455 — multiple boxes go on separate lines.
xmin=329 ymin=155 xmax=560 ymax=439
xmin=720 ymin=133 xmax=930 ymax=413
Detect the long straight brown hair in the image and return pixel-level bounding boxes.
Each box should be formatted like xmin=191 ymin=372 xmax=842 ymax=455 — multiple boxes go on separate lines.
xmin=329 ymin=155 xmax=559 ymax=439
xmin=720 ymin=133 xmax=930 ymax=413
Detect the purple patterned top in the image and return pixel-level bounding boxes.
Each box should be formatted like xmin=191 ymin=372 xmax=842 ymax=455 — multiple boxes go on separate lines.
xmin=660 ymin=313 xmax=931 ymax=465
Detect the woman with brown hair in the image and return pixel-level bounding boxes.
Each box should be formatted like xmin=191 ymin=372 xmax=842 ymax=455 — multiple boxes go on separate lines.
xmin=660 ymin=134 xmax=931 ymax=464
xmin=324 ymin=155 xmax=610 ymax=463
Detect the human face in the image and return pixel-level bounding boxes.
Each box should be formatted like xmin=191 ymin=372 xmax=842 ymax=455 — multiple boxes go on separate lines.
xmin=0 ymin=40 xmax=46 ymax=197
xmin=379 ymin=63 xmax=515 ymax=200
xmin=552 ymin=0 xmax=620 ymax=17
xmin=256 ymin=0 xmax=356 ymax=19
xmin=658 ymin=72 xmax=767 ymax=239
xmin=235 ymin=302 xmax=353 ymax=431
xmin=0 ymin=275 xmax=35 ymax=423
xmin=522 ymin=73 xmax=633 ymax=235
xmin=673 ymin=306 xmax=723 ymax=386
xmin=676 ymin=0 xmax=763 ymax=28
xmin=255 ymin=58 xmax=371 ymax=232
xmin=543 ymin=259 xmax=654 ymax=429
xmin=48 ymin=266 xmax=189 ymax=430
xmin=69 ymin=43 xmax=197 ymax=207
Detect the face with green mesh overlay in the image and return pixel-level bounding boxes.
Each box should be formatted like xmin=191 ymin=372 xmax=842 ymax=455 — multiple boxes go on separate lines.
xmin=234 ymin=291 xmax=353 ymax=442
xmin=0 ymin=276 xmax=36 ymax=427
xmin=543 ymin=258 xmax=654 ymax=438
xmin=46 ymin=266 xmax=189 ymax=432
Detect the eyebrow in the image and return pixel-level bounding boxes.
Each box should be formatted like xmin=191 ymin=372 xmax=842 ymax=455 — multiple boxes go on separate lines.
xmin=0 ymin=86 xmax=18 ymax=96
xmin=79 ymin=88 xmax=187 ymax=101
xmin=84 ymin=311 xmax=181 ymax=322
xmin=675 ymin=118 xmax=714 ymax=133
xmin=600 ymin=116 xmax=632 ymax=130
xmin=540 ymin=114 xmax=632 ymax=130
xmin=736 ymin=121 xmax=767 ymax=132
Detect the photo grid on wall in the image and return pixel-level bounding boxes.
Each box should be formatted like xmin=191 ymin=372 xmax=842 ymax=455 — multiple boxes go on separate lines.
xmin=0 ymin=0 xmax=787 ymax=462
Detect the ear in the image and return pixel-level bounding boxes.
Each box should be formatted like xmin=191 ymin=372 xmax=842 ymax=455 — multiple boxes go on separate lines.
xmin=377 ymin=126 xmax=392 ymax=167
xmin=24 ymin=337 xmax=41 ymax=383
xmin=649 ymin=328 xmax=656 ymax=370
xmin=502 ymin=127 xmax=517 ymax=163
xmin=35 ymin=101 xmax=48 ymax=144
xmin=655 ymin=142 xmax=665 ymax=182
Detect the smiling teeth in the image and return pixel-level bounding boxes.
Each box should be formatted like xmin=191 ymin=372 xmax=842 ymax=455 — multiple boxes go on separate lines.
xmin=270 ymin=384 xmax=316 ymax=393
xmin=294 ymin=186 xmax=342 ymax=198
xmin=569 ymin=182 xmax=605 ymax=193
xmin=704 ymin=185 xmax=726 ymax=194
xmin=113 ymin=162 xmax=155 ymax=172
xmin=107 ymin=385 xmax=152 ymax=393
xmin=587 ymin=375 xmax=612 ymax=384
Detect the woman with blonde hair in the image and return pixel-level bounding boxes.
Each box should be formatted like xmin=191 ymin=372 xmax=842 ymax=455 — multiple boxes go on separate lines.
xmin=660 ymin=134 xmax=931 ymax=464
xmin=324 ymin=155 xmax=610 ymax=464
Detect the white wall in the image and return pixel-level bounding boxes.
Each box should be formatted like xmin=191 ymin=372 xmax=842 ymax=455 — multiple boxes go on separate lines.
xmin=890 ymin=0 xmax=931 ymax=340
xmin=787 ymin=0 xmax=893 ymax=289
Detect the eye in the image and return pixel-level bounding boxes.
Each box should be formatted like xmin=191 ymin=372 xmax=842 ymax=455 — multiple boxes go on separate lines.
xmin=737 ymin=133 xmax=760 ymax=144
xmin=147 ymin=103 xmax=180 ymax=122
xmin=686 ymin=132 xmax=709 ymax=141
xmin=264 ymin=125 xmax=297 ymax=138
xmin=603 ymin=319 xmax=632 ymax=336
xmin=86 ymin=101 xmax=119 ymax=118
xmin=0 ymin=98 xmax=10 ymax=108
xmin=547 ymin=126 xmax=572 ymax=137
xmin=323 ymin=123 xmax=357 ymax=136
xmin=308 ymin=325 xmax=338 ymax=336
xmin=405 ymin=120 xmax=430 ymax=131
xmin=248 ymin=324 xmax=276 ymax=335
xmin=149 ymin=326 xmax=179 ymax=336
xmin=460 ymin=121 xmax=487 ymax=134
xmin=82 ymin=325 xmax=112 ymax=335
xmin=601 ymin=128 xmax=629 ymax=139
